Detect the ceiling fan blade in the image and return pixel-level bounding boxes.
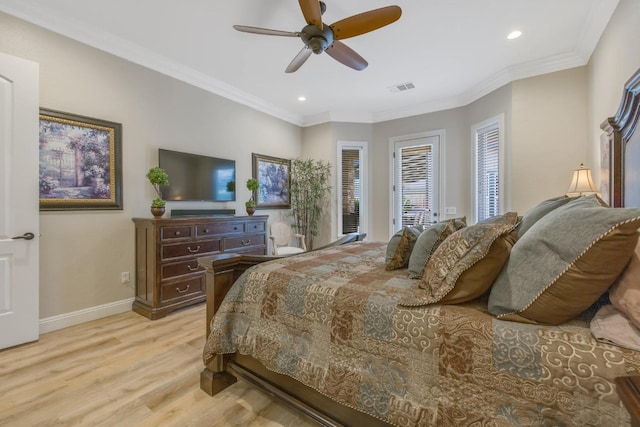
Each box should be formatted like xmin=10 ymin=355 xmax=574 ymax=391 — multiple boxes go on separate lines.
xmin=330 ymin=6 xmax=402 ymax=40
xmin=325 ymin=40 xmax=368 ymax=71
xmin=233 ymin=25 xmax=300 ymax=37
xmin=298 ymin=0 xmax=323 ymax=29
xmin=285 ymin=47 xmax=313 ymax=73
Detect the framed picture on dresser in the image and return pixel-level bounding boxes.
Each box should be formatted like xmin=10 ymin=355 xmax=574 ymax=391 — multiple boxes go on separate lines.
xmin=252 ymin=153 xmax=291 ymax=209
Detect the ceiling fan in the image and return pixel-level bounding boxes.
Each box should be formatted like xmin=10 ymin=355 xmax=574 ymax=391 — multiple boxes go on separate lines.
xmin=233 ymin=0 xmax=402 ymax=73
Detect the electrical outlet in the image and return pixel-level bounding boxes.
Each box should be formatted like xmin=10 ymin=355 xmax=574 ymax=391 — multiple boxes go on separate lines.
xmin=121 ymin=272 xmax=130 ymax=284
xmin=445 ymin=207 xmax=457 ymax=215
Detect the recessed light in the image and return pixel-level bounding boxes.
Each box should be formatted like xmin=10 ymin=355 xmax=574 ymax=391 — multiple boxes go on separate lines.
xmin=298 ymin=96 xmax=306 ymax=102
xmin=507 ymin=30 xmax=522 ymax=40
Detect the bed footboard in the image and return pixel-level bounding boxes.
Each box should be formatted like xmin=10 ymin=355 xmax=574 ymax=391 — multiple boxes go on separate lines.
xmin=197 ymin=252 xmax=278 ymax=396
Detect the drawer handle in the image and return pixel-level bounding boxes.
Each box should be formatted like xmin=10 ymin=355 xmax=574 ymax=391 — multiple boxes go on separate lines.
xmin=187 ymin=245 xmax=201 ymax=253
xmin=175 ymin=231 xmax=181 ymax=236
xmin=241 ymin=239 xmax=251 ymax=246
xmin=176 ymin=285 xmax=190 ymax=294
xmin=233 ymin=226 xmax=239 ymax=231
xmin=203 ymin=228 xmax=209 ymax=233
xmin=187 ymin=264 xmax=199 ymax=272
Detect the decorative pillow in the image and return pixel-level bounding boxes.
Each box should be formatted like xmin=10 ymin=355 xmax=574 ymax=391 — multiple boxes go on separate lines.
xmin=407 ymin=220 xmax=460 ymax=278
xmin=447 ymin=216 xmax=467 ymax=230
xmin=590 ymin=304 xmax=640 ymax=351
xmin=398 ymin=212 xmax=519 ymax=306
xmin=385 ymin=225 xmax=423 ymax=264
xmin=516 ymin=195 xmax=577 ymax=237
xmin=488 ymin=195 xmax=640 ymax=325
xmin=609 ymin=239 xmax=640 ymax=328
xmin=386 ymin=227 xmax=421 ymax=270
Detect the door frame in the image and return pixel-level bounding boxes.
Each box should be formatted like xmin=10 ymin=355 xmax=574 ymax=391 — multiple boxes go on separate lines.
xmin=337 ymin=140 xmax=369 ymax=237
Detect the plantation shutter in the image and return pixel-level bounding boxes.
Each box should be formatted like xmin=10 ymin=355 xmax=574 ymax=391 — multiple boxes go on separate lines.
xmin=476 ymin=123 xmax=500 ymax=221
xmin=341 ymin=149 xmax=360 ymax=233
xmin=395 ymin=144 xmax=433 ymax=228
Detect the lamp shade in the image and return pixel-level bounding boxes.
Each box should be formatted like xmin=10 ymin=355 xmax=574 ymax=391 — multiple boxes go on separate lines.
xmin=566 ymin=163 xmax=598 ymax=196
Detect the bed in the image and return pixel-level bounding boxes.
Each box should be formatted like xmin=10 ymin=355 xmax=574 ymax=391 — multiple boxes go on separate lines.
xmin=198 ymin=67 xmax=640 ymax=427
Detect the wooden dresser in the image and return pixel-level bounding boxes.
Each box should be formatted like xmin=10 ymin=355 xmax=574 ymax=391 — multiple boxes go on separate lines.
xmin=132 ymin=215 xmax=268 ymax=319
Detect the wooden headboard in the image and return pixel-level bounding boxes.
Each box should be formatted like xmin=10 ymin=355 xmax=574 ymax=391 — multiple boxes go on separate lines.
xmin=601 ymin=67 xmax=640 ymax=208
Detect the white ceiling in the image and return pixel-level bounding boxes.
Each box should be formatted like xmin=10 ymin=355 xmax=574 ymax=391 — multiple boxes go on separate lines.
xmin=0 ymin=0 xmax=620 ymax=126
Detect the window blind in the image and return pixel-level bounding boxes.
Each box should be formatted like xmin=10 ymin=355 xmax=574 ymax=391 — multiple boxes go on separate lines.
xmin=341 ymin=149 xmax=360 ymax=233
xmin=476 ymin=123 xmax=500 ymax=221
xmin=395 ymin=144 xmax=433 ymax=228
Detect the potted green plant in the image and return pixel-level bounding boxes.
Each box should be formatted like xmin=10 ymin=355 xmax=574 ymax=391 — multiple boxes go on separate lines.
xmin=289 ymin=158 xmax=331 ymax=249
xmin=245 ymin=178 xmax=259 ymax=215
xmin=146 ymin=166 xmax=169 ymax=218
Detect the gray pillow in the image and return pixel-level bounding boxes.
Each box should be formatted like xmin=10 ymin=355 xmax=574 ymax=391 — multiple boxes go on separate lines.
xmin=515 ymin=195 xmax=577 ymax=237
xmin=407 ymin=220 xmax=459 ymax=278
xmin=488 ymin=195 xmax=640 ymax=325
xmin=385 ymin=225 xmax=423 ymax=264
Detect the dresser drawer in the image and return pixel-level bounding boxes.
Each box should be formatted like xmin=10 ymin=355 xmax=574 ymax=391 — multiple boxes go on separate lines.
xmin=246 ymin=221 xmax=266 ymax=233
xmin=161 ymin=259 xmax=204 ymax=280
xmin=160 ymin=276 xmax=204 ymax=303
xmin=224 ymin=233 xmax=266 ymax=251
xmin=161 ymin=239 xmax=221 ymax=260
xmin=196 ymin=222 xmax=245 ymax=237
xmin=160 ymin=225 xmax=192 ymax=241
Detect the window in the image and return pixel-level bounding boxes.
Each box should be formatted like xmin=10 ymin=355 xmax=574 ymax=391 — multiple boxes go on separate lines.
xmin=337 ymin=141 xmax=368 ymax=236
xmin=473 ymin=114 xmax=505 ymax=222
xmin=390 ymin=133 xmax=441 ymax=234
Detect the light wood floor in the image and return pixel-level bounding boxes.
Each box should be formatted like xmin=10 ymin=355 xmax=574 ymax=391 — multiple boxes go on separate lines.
xmin=0 ymin=304 xmax=318 ymax=427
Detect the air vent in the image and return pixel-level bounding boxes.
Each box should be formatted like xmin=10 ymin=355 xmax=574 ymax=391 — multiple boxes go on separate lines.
xmin=388 ymin=82 xmax=416 ymax=93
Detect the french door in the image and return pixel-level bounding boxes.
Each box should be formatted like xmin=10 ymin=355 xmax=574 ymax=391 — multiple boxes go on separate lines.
xmin=390 ymin=132 xmax=441 ymax=234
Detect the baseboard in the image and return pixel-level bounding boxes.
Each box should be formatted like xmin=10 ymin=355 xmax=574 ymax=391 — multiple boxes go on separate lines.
xmin=39 ymin=297 xmax=135 ymax=334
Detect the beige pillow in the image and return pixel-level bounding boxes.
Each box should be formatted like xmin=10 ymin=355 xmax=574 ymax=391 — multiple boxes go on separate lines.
xmin=609 ymin=239 xmax=640 ymax=328
xmin=397 ymin=212 xmax=519 ymax=306
xmin=591 ymin=304 xmax=640 ymax=351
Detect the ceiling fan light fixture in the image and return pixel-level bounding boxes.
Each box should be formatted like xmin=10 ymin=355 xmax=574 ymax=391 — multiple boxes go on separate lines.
xmin=234 ymin=2 xmax=402 ymax=72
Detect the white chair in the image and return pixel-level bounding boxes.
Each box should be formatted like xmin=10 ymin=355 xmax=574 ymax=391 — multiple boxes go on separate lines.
xmin=270 ymin=221 xmax=306 ymax=255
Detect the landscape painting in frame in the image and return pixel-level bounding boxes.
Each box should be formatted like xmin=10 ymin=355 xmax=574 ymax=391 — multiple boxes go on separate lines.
xmin=252 ymin=153 xmax=290 ymax=209
xmin=39 ymin=109 xmax=123 ymax=210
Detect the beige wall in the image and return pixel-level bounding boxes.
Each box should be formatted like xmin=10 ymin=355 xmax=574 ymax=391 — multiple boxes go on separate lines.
xmin=305 ymin=68 xmax=588 ymax=244
xmin=0 ymin=12 xmax=302 ymax=319
xmin=510 ymin=68 xmax=588 ymax=213
xmin=587 ymin=0 xmax=640 ymax=190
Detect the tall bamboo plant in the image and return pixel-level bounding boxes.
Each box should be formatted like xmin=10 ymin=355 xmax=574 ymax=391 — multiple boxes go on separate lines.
xmin=289 ymin=158 xmax=331 ymax=250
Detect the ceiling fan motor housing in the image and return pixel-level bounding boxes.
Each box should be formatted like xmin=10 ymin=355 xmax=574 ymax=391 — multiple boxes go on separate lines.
xmin=301 ymin=24 xmax=334 ymax=54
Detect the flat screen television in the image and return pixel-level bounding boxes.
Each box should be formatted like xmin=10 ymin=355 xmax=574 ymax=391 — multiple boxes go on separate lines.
xmin=158 ymin=149 xmax=236 ymax=202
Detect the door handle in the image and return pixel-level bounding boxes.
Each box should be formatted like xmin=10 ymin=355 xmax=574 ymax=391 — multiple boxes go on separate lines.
xmin=12 ymin=232 xmax=35 ymax=240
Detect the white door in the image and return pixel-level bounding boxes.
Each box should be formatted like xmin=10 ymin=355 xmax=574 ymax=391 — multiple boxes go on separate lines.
xmin=390 ymin=133 xmax=441 ymax=234
xmin=0 ymin=52 xmax=40 ymax=349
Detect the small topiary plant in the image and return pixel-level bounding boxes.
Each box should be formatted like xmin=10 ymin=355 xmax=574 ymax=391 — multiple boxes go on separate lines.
xmin=147 ymin=167 xmax=169 ymax=207
xmin=245 ymin=178 xmax=259 ymax=207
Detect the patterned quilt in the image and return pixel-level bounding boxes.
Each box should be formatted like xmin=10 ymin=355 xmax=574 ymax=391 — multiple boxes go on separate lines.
xmin=203 ymin=241 xmax=640 ymax=426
